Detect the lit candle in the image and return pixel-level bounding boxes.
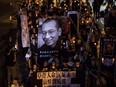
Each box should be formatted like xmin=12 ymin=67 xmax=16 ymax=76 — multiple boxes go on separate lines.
xmin=112 ymin=58 xmax=115 ymax=64
xmin=102 ymin=57 xmax=104 ymax=64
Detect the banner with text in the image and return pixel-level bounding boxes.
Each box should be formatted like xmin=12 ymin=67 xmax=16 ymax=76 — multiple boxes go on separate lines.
xmin=37 ymin=71 xmax=80 ymax=87
xmin=37 ymin=17 xmax=68 ymax=69
xmin=20 ymin=14 xmax=30 ymax=48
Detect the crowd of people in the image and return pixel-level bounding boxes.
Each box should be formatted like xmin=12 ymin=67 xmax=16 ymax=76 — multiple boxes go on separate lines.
xmin=3 ymin=0 xmax=116 ymax=87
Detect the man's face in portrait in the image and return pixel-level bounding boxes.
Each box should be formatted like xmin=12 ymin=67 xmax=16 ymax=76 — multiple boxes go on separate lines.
xmin=106 ymin=43 xmax=112 ymax=53
xmin=41 ymin=20 xmax=61 ymax=48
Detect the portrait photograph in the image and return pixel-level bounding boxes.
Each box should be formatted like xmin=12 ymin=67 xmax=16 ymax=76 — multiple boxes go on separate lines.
xmin=103 ymin=42 xmax=114 ymax=56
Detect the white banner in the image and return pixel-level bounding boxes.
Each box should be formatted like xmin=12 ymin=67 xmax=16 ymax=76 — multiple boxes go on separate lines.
xmin=20 ymin=14 xmax=30 ymax=48
xmin=37 ymin=71 xmax=80 ymax=87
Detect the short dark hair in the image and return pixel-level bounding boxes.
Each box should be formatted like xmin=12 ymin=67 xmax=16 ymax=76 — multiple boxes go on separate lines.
xmin=42 ymin=18 xmax=60 ymax=29
xmin=13 ymin=77 xmax=19 ymax=81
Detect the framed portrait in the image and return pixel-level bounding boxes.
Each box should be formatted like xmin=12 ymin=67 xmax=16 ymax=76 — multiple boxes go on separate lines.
xmin=103 ymin=42 xmax=114 ymax=56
